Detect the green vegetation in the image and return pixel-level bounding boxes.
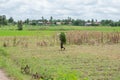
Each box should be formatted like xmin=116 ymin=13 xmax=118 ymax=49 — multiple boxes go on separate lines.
xmin=59 ymin=32 xmax=66 ymax=44
xmin=0 ymin=26 xmax=120 ymax=36
xmin=0 ymin=44 xmax=120 ymax=80
xmin=0 ymin=30 xmax=56 ymax=36
xmin=1 ymin=25 xmax=120 ymax=31
xmin=0 ymin=25 xmax=120 ymax=80
xmin=17 ymin=20 xmax=23 ymax=30
xmin=1 ymin=15 xmax=120 ymax=27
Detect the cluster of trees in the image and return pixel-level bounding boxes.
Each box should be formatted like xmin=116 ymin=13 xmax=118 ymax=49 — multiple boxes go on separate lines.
xmin=0 ymin=15 xmax=7 ymax=26
xmin=0 ymin=15 xmax=120 ymax=28
xmin=0 ymin=15 xmax=23 ymax=30
xmin=101 ymin=20 xmax=120 ymax=26
xmin=23 ymin=17 xmax=120 ymax=27
xmin=0 ymin=15 xmax=14 ymax=26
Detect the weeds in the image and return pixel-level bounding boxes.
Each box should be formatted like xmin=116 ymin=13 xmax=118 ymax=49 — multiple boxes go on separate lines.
xmin=0 ymin=48 xmax=24 ymax=80
xmin=0 ymin=48 xmax=8 ymax=56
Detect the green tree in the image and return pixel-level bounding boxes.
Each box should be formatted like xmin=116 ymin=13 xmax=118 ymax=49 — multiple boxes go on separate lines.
xmin=8 ymin=17 xmax=14 ymax=23
xmin=59 ymin=32 xmax=66 ymax=50
xmin=101 ymin=20 xmax=113 ymax=26
xmin=50 ymin=16 xmax=53 ymax=21
xmin=91 ymin=19 xmax=95 ymax=26
xmin=87 ymin=20 xmax=91 ymax=23
xmin=68 ymin=16 xmax=72 ymax=22
xmin=2 ymin=15 xmax=7 ymax=25
xmin=0 ymin=16 xmax=2 ymax=27
xmin=24 ymin=18 xmax=29 ymax=24
xmin=49 ymin=16 xmax=53 ymax=25
xmin=17 ymin=20 xmax=23 ymax=30
xmin=73 ymin=19 xmax=85 ymax=26
xmin=0 ymin=15 xmax=7 ymax=26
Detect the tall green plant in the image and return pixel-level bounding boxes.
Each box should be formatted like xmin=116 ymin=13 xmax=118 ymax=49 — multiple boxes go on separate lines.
xmin=17 ymin=20 xmax=23 ymax=30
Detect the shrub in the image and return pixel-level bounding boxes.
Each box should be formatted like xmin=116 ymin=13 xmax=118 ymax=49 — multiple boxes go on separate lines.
xmin=17 ymin=20 xmax=23 ymax=30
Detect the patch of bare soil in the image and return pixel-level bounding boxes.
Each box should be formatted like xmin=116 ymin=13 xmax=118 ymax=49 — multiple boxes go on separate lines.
xmin=0 ymin=69 xmax=10 ymax=80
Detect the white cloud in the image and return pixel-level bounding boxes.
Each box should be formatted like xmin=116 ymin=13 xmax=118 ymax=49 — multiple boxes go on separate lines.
xmin=0 ymin=0 xmax=120 ymax=20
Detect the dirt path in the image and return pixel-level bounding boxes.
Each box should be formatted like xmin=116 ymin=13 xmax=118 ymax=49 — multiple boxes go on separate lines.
xmin=0 ymin=69 xmax=10 ymax=80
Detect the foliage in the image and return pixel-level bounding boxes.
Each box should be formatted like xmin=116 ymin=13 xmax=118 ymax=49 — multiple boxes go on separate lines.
xmin=1 ymin=15 xmax=120 ymax=27
xmin=0 ymin=48 xmax=8 ymax=57
xmin=57 ymin=71 xmax=79 ymax=80
xmin=0 ymin=56 xmax=24 ymax=80
xmin=24 ymin=18 xmax=29 ymax=24
xmin=0 ymin=15 xmax=7 ymax=26
xmin=73 ymin=19 xmax=85 ymax=26
xmin=59 ymin=32 xmax=66 ymax=44
xmin=17 ymin=20 xmax=23 ymax=30
xmin=8 ymin=17 xmax=14 ymax=23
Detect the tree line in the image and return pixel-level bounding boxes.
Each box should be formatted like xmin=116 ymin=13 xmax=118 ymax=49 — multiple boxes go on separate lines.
xmin=0 ymin=15 xmax=120 ymax=28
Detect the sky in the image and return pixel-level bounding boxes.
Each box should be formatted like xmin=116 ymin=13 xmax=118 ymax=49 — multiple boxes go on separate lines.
xmin=0 ymin=0 xmax=120 ymax=21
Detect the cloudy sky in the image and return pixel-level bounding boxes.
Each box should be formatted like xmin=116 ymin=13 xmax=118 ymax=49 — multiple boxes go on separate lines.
xmin=0 ymin=0 xmax=120 ymax=20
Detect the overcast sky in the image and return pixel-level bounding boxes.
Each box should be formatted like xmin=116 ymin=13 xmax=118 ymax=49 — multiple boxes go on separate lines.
xmin=0 ymin=0 xmax=120 ymax=20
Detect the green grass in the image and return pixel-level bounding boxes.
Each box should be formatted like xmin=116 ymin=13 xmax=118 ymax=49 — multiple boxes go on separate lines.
xmin=0 ymin=48 xmax=25 ymax=80
xmin=0 ymin=25 xmax=120 ymax=80
xmin=0 ymin=30 xmax=56 ymax=36
xmin=0 ymin=25 xmax=120 ymax=36
xmin=46 ymin=26 xmax=120 ymax=32
xmin=0 ymin=44 xmax=120 ymax=80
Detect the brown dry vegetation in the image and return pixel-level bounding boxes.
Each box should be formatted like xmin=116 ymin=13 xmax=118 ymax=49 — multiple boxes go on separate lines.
xmin=66 ymin=31 xmax=120 ymax=45
xmin=0 ymin=31 xmax=120 ymax=48
xmin=0 ymin=31 xmax=120 ymax=80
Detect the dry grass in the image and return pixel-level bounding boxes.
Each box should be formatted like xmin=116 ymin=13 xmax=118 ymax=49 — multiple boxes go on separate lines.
xmin=4 ymin=44 xmax=120 ymax=80
xmin=0 ymin=31 xmax=120 ymax=80
xmin=66 ymin=31 xmax=120 ymax=45
xmin=0 ymin=31 xmax=120 ymax=48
